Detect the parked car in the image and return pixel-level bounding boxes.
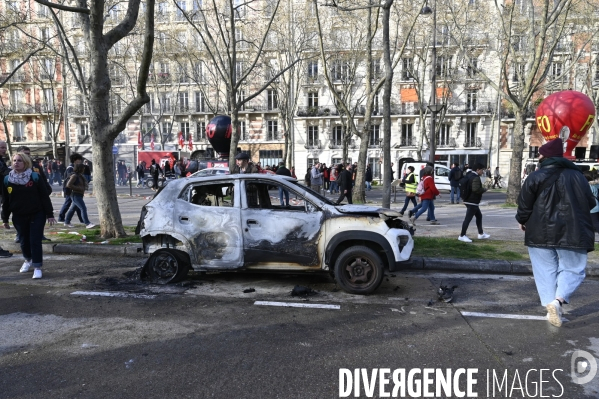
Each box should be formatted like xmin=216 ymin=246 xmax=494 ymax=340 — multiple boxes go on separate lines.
xmin=136 ymin=174 xmax=414 ymax=294
xmin=191 ymin=167 xmax=230 ymax=178
xmin=146 ymin=173 xmax=176 ymax=189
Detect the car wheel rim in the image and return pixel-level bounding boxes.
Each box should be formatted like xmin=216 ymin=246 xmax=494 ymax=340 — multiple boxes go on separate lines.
xmin=152 ymin=252 xmax=179 ymax=281
xmin=344 ymin=256 xmax=374 ymax=285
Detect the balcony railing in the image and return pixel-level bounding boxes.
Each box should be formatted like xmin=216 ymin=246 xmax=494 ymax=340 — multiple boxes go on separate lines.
xmin=464 ymin=137 xmax=483 ymax=148
xmin=437 ymin=138 xmax=457 ymax=148
xmin=297 ymin=106 xmax=339 ymax=117
xmin=304 ymin=140 xmax=322 ymax=149
xmin=397 ymin=137 xmax=417 ymax=147
xmin=69 ymin=106 xmax=89 ymax=116
xmin=13 ymin=136 xmax=26 ymax=142
xmin=304 ymin=75 xmax=324 ymax=85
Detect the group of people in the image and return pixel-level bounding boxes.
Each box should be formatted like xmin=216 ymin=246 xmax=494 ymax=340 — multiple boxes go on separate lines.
xmin=41 ymin=158 xmax=92 ymax=186
xmin=305 ymin=162 xmax=376 ymax=197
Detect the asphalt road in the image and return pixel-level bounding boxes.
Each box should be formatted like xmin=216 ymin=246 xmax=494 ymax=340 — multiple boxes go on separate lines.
xmin=1 ymin=254 xmax=598 ymax=398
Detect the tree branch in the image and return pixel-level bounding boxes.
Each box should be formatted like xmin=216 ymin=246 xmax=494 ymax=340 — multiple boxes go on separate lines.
xmin=33 ymin=0 xmax=90 ymax=14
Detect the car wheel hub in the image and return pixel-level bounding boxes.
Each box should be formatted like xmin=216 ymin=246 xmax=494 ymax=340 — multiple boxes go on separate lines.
xmin=345 ymin=257 xmax=373 ymax=284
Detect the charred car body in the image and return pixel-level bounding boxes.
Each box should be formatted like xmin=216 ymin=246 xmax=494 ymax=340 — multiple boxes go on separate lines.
xmin=137 ymin=174 xmax=414 ymax=294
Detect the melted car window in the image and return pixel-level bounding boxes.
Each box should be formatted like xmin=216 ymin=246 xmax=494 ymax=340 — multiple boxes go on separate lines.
xmin=244 ymin=181 xmax=308 ymax=211
xmin=185 ymin=183 xmax=234 ymax=207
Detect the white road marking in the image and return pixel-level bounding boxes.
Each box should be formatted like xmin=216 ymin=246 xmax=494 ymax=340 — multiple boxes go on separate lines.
xmin=254 ymin=301 xmax=340 ymax=310
xmin=71 ymin=291 xmax=156 ymax=299
xmin=461 ymin=311 xmax=568 ymax=322
xmin=398 ymin=272 xmax=534 ymax=281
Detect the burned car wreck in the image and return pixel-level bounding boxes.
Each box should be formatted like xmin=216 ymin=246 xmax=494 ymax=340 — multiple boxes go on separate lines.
xmin=137 ymin=174 xmax=414 ymax=295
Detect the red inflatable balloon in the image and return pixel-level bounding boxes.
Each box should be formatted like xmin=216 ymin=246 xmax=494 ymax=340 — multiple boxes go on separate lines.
xmin=535 ymin=90 xmax=596 ymax=159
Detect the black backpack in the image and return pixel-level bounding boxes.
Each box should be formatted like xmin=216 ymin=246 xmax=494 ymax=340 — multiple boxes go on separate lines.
xmin=453 ymin=168 xmax=463 ymax=181
xmin=459 ymin=173 xmax=476 ymax=200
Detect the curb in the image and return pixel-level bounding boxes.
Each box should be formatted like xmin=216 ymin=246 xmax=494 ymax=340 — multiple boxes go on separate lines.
xmin=2 ymin=241 xmax=598 ymax=277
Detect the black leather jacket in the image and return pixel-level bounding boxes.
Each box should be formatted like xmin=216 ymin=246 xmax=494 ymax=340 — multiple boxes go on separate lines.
xmin=516 ymin=158 xmax=595 ymax=251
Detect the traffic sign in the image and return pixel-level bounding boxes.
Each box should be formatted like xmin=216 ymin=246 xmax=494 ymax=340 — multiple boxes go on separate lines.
xmin=112 ymin=146 xmax=118 ymax=154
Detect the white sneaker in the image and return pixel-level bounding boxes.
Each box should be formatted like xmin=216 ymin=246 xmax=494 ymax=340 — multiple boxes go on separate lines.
xmin=458 ymin=235 xmax=472 ymax=243
xmin=32 ymin=269 xmax=42 ymax=279
xmin=19 ymin=261 xmax=31 ymax=273
xmin=478 ymin=233 xmax=491 ymax=239
xmin=64 ymin=223 xmax=74 ymax=228
xmin=546 ymin=299 xmax=562 ymax=327
xmin=85 ymin=223 xmax=96 ymax=229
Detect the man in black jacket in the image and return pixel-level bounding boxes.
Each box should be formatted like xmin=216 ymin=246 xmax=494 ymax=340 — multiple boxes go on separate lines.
xmin=275 ymin=162 xmax=291 ymax=206
xmin=335 ymin=163 xmax=353 ymax=205
xmin=448 ymin=163 xmax=462 ymax=204
xmin=516 ymin=138 xmax=595 ymax=327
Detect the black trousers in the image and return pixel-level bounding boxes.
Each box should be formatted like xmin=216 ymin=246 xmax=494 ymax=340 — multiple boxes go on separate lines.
xmin=336 ymin=190 xmax=352 ymax=204
xmin=591 ymin=212 xmax=599 ymax=235
xmin=460 ymin=204 xmax=483 ymax=236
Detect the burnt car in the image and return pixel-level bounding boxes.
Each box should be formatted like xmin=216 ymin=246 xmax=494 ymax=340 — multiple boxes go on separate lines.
xmin=137 ymin=174 xmax=414 ymax=294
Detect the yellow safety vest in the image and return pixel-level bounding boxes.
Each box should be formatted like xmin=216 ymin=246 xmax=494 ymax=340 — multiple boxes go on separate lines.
xmin=405 ymin=173 xmax=417 ymax=193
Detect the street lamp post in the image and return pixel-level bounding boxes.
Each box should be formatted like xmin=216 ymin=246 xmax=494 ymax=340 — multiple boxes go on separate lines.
xmin=421 ymin=0 xmax=445 ymax=164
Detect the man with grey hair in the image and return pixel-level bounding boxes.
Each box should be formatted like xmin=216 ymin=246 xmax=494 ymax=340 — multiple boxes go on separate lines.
xmin=0 ymin=141 xmax=13 ymax=257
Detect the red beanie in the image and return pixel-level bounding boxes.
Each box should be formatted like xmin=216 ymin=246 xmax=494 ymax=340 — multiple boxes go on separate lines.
xmin=539 ymin=138 xmax=563 ymax=158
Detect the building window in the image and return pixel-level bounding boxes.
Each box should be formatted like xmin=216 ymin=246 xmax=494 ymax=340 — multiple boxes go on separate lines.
xmin=179 ymin=91 xmax=189 ymax=112
xmin=235 ymin=61 xmax=244 ymax=83
xmin=194 ymin=61 xmax=205 ymax=83
xmin=550 ymin=62 xmax=562 ymax=77
xmin=401 ymin=123 xmax=413 ymax=146
xmin=465 ymin=122 xmax=477 ymax=147
xmin=307 ymin=60 xmax=318 ymax=78
xmin=44 ymin=120 xmax=52 ymax=141
xmin=161 ymin=122 xmax=172 ymax=141
xmin=332 ymin=125 xmax=343 ymax=147
xmin=466 ymin=58 xmax=478 ymax=78
xmin=196 ymin=121 xmax=206 ymax=140
xmin=43 ymin=89 xmax=54 ymax=110
xmin=401 ymin=57 xmax=413 ymax=80
xmin=331 ymin=60 xmax=349 ymax=81
xmin=267 ymin=120 xmax=278 ymax=140
xmin=370 ymin=59 xmax=381 ymax=80
xmin=436 ymin=56 xmax=451 ymax=78
xmin=466 ymin=91 xmax=477 ymax=111
xmin=180 ymin=121 xmax=190 ymax=139
xmin=259 ymin=150 xmax=282 ymax=168
xmin=195 ymin=91 xmax=205 ymax=112
xmin=528 ymin=146 xmax=539 ymax=159
xmin=436 ymin=124 xmax=450 ymax=146
xmin=175 ymin=0 xmax=186 ymax=20
xmin=12 ymin=121 xmax=24 ymax=142
xmin=307 ymin=92 xmax=318 ymax=108
xmin=41 ymin=58 xmax=54 ymax=80
xmin=307 ymin=125 xmax=318 ymax=146
xmin=40 ymin=27 xmax=50 ymax=42
xmin=368 ymin=157 xmax=381 ymax=179
xmin=267 ymin=90 xmax=278 ymax=110
xmin=38 ymin=4 xmax=49 ymax=17
xmin=512 ymin=63 xmax=524 ymax=82
xmin=368 ymin=125 xmax=380 ymax=147
xmin=160 ymin=93 xmax=171 ymax=112
xmin=239 ymin=121 xmax=247 ymax=140
xmin=307 ymin=158 xmax=319 ymax=168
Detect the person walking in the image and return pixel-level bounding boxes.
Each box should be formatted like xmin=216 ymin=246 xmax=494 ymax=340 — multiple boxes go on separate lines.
xmin=58 ymin=153 xmax=84 ymax=223
xmin=335 ymin=163 xmax=353 ymax=205
xmin=64 ymin=163 xmax=95 ymax=229
xmin=136 ymin=161 xmax=146 ymax=187
xmin=399 ymin=166 xmax=417 ymax=216
xmin=409 ymin=166 xmax=439 ymax=226
xmin=448 ymin=163 xmax=462 ymax=204
xmin=2 ymin=153 xmax=56 ymax=278
xmin=329 ymin=165 xmax=339 ymax=194
xmin=365 ymin=164 xmax=373 ymax=191
xmin=516 ymin=138 xmax=595 ymax=327
xmin=275 ymin=162 xmax=291 ymax=206
xmin=310 ymin=162 xmax=323 ymax=194
xmin=149 ymin=159 xmax=163 ymax=190
xmin=458 ymin=163 xmax=491 ymax=242
xmin=492 ymin=166 xmax=501 ymax=188
xmin=584 ymin=171 xmax=599 ymax=234
xmin=0 ymin=141 xmax=13 ymax=257
xmin=83 ymin=160 xmax=92 ymax=183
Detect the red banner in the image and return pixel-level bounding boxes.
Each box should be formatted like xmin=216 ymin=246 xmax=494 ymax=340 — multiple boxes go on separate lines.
xmin=150 ymin=134 xmax=155 ymax=150
xmin=137 ymin=131 xmax=142 ymax=149
xmin=178 ymin=131 xmax=184 ymax=148
xmin=188 ymin=134 xmax=193 ymax=151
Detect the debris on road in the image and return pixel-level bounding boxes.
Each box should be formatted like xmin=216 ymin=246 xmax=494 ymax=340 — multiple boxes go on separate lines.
xmin=243 ymin=288 xmax=256 ymax=293
xmin=291 ymin=285 xmax=317 ymax=297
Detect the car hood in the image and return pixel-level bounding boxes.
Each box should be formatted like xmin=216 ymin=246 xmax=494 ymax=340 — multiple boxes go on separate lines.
xmin=335 ymin=205 xmax=403 ymax=219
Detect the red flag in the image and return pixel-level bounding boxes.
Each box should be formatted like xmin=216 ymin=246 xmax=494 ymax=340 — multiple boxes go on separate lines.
xmin=188 ymin=134 xmax=193 ymax=151
xmin=150 ymin=134 xmax=155 ymax=150
xmin=138 ymin=131 xmax=142 ymax=149
xmin=178 ymin=131 xmax=184 ymax=148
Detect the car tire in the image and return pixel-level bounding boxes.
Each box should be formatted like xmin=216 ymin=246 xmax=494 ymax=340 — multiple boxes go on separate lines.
xmin=334 ymin=246 xmax=384 ymax=295
xmin=146 ymin=179 xmax=154 ymax=189
xmin=146 ymin=249 xmax=190 ymax=284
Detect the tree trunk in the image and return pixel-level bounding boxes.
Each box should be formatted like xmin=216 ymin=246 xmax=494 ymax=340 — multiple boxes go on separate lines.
xmin=354 ymin=133 xmax=368 ymax=204
xmin=381 ymin=0 xmax=393 ymax=209
xmin=505 ymin=111 xmax=526 ymax=205
xmin=92 ymin=138 xmax=125 ymax=236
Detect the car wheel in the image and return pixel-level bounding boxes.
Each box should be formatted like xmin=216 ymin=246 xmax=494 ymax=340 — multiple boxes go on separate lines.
xmin=146 ymin=249 xmax=190 ymax=284
xmin=157 ymin=179 xmax=164 ymax=188
xmin=334 ymin=246 xmax=384 ymax=295
xmin=146 ymin=179 xmax=154 ymax=189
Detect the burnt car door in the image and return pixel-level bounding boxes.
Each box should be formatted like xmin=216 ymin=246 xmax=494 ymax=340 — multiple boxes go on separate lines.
xmin=240 ymin=179 xmax=323 ymax=267
xmin=177 ymin=180 xmax=243 ymax=269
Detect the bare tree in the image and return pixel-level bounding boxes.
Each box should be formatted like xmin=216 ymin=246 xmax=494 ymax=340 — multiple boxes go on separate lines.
xmin=37 ymin=0 xmax=155 ymax=237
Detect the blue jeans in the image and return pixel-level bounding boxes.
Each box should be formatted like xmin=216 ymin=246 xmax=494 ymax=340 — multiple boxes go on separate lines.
xmin=13 ymin=211 xmax=46 ymax=268
xmin=278 ymin=187 xmax=289 ymax=206
xmin=66 ymin=194 xmax=91 ymax=225
xmin=528 ymin=247 xmax=587 ymax=306
xmin=414 ymin=199 xmax=436 ymax=220
xmin=400 ymin=195 xmax=417 ymax=214
xmin=59 ymin=195 xmax=83 ymax=222
xmin=330 ymin=181 xmax=339 ymax=193
xmin=450 ymin=186 xmax=460 ymax=203
xmin=365 ymin=181 xmax=372 ymax=191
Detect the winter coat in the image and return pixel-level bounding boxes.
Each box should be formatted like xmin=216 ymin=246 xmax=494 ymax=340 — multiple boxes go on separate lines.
xmin=276 ymin=166 xmax=292 ymax=177
xmin=66 ymin=172 xmax=88 ymax=195
xmin=418 ymin=176 xmax=439 ymax=200
xmin=449 ymin=166 xmax=462 ymax=187
xmin=2 ymin=171 xmax=53 ymax=222
xmin=463 ymin=171 xmax=486 ymax=205
xmin=338 ymin=169 xmax=353 ymax=191
xmin=232 ymin=162 xmax=259 ymax=174
xmin=516 ymin=157 xmax=595 ymax=251
xmin=310 ymin=166 xmax=323 ymax=186
xmin=365 ymin=167 xmax=373 ymax=182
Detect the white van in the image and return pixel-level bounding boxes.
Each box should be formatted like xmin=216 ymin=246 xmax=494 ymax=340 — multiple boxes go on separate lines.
xmin=399 ymin=162 xmax=452 ymax=191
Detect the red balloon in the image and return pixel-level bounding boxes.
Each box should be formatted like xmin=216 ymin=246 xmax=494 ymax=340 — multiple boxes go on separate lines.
xmin=535 ymin=91 xmax=596 ymax=159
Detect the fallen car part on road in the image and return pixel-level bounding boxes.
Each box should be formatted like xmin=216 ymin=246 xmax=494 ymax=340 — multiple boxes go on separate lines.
xmin=254 ymin=301 xmax=340 ymax=310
